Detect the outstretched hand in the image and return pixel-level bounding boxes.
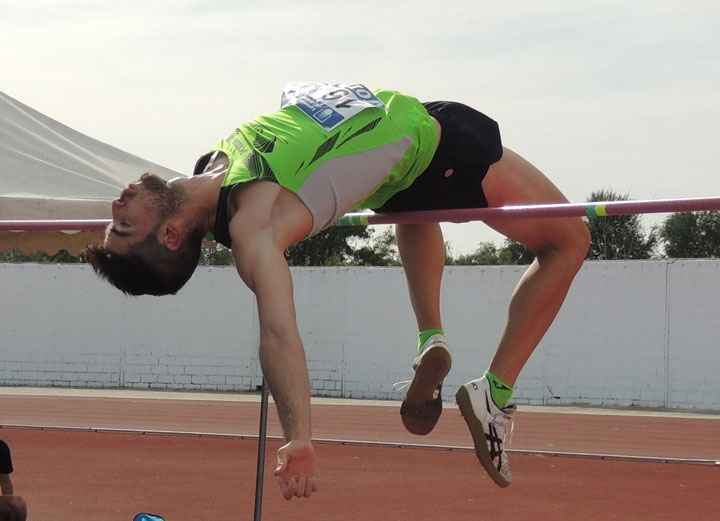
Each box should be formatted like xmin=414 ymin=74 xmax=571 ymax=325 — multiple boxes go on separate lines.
xmin=273 ymin=440 xmax=318 ymax=500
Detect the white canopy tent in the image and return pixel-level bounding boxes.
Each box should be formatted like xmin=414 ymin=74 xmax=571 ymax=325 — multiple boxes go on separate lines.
xmin=0 ymin=90 xmax=181 ymax=254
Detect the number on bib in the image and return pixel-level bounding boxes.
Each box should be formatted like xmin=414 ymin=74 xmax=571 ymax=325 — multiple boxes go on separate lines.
xmin=281 ymin=82 xmax=385 ymax=131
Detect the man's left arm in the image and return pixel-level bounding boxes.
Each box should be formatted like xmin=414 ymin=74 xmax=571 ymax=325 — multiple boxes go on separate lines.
xmin=228 ymin=181 xmax=317 ymax=500
xmin=242 ymin=243 xmax=318 ymax=500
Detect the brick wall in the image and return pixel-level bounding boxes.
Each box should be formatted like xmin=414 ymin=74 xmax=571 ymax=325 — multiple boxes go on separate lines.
xmin=1 ymin=261 xmax=718 ymax=410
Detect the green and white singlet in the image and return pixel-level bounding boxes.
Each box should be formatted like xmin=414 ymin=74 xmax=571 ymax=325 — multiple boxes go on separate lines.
xmin=196 ymin=83 xmax=438 ymax=246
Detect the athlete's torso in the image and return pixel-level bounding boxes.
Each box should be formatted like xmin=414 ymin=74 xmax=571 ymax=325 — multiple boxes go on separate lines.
xmin=194 ymin=83 xmax=438 ymax=247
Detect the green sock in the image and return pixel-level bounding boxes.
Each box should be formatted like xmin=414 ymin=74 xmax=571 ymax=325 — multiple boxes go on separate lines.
xmin=484 ymin=370 xmax=513 ymax=409
xmin=418 ymin=329 xmax=445 ymax=351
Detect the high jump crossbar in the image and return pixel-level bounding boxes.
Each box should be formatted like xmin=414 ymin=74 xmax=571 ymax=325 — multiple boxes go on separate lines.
xmin=334 ymin=196 xmax=720 ymax=226
xmin=1 ymin=196 xmax=719 ymax=232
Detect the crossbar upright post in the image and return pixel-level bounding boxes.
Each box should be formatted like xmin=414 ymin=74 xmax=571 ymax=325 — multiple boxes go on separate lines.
xmin=253 ymin=378 xmax=270 ymax=521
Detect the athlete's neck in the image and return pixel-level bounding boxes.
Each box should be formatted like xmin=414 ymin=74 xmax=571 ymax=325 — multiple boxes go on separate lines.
xmin=167 ymin=173 xmax=225 ymax=235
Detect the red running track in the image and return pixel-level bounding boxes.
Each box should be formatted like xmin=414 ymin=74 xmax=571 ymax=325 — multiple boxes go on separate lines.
xmin=1 ymin=390 xmax=718 ymax=521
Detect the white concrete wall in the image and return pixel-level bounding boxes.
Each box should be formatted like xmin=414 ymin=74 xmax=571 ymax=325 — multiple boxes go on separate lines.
xmin=0 ymin=260 xmax=718 ymax=411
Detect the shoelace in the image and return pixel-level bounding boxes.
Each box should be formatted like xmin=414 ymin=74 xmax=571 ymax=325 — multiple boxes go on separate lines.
xmin=392 ymin=345 xmax=432 ymax=393
xmin=392 ymin=380 xmax=442 ymax=400
xmin=392 ymin=350 xmax=423 ymax=393
xmin=392 ymin=342 xmax=445 ymax=394
xmin=490 ymin=410 xmax=515 ymax=447
xmin=392 ymin=380 xmax=411 ymax=392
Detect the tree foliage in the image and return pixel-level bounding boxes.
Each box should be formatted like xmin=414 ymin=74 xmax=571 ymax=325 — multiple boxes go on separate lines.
xmin=283 ymin=225 xmax=369 ymax=266
xmin=200 ymin=226 xmax=401 ymax=267
xmin=501 ymin=239 xmax=535 ymax=265
xmin=351 ymin=228 xmax=400 ymax=266
xmin=0 ymin=248 xmax=83 ymax=263
xmin=660 ymin=211 xmax=720 ymax=258
xmin=449 ymin=239 xmax=534 ymax=265
xmin=450 ymin=242 xmax=502 ymax=265
xmin=198 ymin=243 xmax=235 ymax=266
xmin=585 ymin=189 xmax=657 ymax=260
xmin=283 ymin=225 xmax=401 ymax=266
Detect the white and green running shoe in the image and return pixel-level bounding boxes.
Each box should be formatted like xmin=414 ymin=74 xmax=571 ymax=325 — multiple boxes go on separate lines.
xmin=456 ymin=376 xmax=516 ymax=487
xmin=394 ymin=334 xmax=451 ymax=435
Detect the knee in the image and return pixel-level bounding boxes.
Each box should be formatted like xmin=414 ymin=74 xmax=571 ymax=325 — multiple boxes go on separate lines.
xmin=536 ymin=219 xmax=590 ymax=270
xmin=567 ymin=219 xmax=591 ymax=265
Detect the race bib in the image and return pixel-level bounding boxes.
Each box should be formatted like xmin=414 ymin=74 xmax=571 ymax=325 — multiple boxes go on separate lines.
xmin=281 ymin=82 xmax=385 ymax=131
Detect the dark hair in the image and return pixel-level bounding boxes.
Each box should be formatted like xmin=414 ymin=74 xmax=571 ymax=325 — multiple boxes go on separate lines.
xmin=84 ymin=229 xmax=204 ymax=296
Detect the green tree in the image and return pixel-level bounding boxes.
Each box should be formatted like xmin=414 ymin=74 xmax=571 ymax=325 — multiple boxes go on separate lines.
xmin=498 ymin=239 xmax=534 ymax=265
xmin=284 ymin=225 xmax=372 ymax=266
xmin=659 ymin=211 xmax=720 ymax=258
xmin=352 ymin=228 xmax=400 ymax=266
xmin=200 ymin=226 xmax=398 ymax=267
xmin=585 ymin=189 xmax=657 ymax=260
xmin=0 ymin=248 xmax=83 ymax=263
xmin=449 ymin=239 xmax=534 ymax=265
xmin=450 ymin=242 xmax=501 ymax=265
xmin=198 ymin=243 xmax=235 ymax=266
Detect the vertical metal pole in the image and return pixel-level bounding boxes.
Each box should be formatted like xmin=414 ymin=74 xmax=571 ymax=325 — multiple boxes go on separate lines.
xmin=253 ymin=378 xmax=269 ymax=521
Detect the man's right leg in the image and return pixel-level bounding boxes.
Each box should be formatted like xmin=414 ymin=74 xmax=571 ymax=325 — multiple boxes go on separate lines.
xmin=456 ymin=147 xmax=590 ymax=487
xmin=479 ymin=148 xmax=590 ymax=388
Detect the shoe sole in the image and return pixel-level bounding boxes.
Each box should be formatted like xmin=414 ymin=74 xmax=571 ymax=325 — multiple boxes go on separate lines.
xmin=455 ymin=385 xmax=511 ymax=488
xmin=400 ymin=345 xmax=452 ymax=436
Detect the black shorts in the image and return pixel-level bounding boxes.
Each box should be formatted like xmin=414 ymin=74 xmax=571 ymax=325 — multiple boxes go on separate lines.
xmin=377 ymin=101 xmax=503 ymax=212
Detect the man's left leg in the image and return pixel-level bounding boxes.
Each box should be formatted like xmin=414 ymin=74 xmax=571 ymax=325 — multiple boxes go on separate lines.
xmin=396 ymin=222 xmax=444 ymax=333
xmin=394 ymin=222 xmax=451 ymax=435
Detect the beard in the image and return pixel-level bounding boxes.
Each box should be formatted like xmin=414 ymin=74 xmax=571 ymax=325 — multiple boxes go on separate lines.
xmin=137 ymin=172 xmax=185 ymax=222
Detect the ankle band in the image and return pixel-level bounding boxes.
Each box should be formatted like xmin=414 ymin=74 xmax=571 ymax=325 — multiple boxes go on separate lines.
xmin=484 ymin=370 xmax=513 ymax=409
xmin=418 ymin=329 xmax=444 ymax=350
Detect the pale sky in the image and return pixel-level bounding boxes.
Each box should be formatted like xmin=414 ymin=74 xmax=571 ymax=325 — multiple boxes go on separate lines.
xmin=2 ymin=0 xmax=719 ymax=253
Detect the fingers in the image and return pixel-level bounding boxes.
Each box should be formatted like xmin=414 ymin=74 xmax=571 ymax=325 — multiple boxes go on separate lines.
xmin=276 ymin=473 xmax=319 ymax=500
xmin=279 ymin=475 xmax=318 ymax=500
xmin=296 ymin=476 xmax=307 ymax=498
xmin=304 ymin=476 xmax=319 ymax=498
xmin=278 ymin=474 xmax=297 ymax=500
